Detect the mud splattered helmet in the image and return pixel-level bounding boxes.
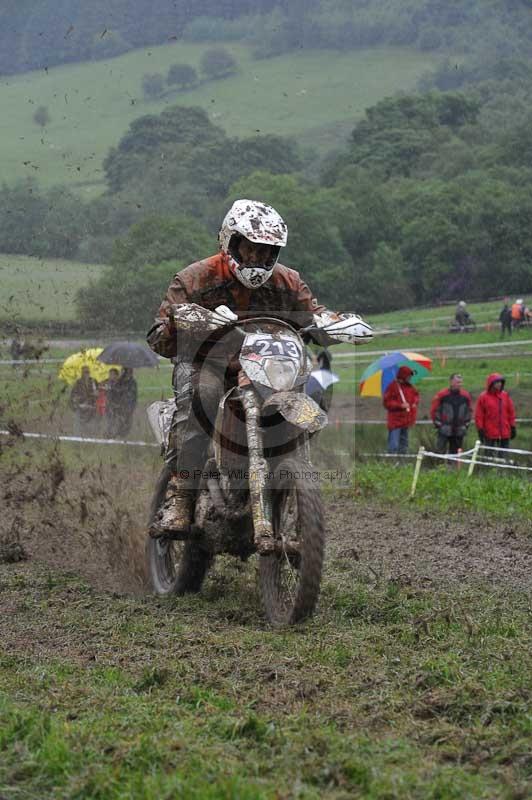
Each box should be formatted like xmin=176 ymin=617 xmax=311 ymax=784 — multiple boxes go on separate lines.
xmin=218 ymin=199 xmax=288 ymax=289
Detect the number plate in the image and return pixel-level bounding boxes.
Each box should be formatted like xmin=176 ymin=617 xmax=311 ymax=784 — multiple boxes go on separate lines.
xmin=242 ymin=333 xmax=301 ymax=361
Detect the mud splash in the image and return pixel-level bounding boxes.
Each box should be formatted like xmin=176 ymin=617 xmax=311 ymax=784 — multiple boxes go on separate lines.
xmin=1 ymin=444 xmax=150 ymax=593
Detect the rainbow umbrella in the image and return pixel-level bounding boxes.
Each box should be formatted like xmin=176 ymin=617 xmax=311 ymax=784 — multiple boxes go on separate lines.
xmin=58 ymin=348 xmax=119 ymax=386
xmin=359 ymin=351 xmax=432 ymax=397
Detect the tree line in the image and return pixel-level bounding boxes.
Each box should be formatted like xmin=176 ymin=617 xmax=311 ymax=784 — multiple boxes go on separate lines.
xmin=141 ymin=47 xmax=239 ymax=100
xmin=0 ymin=0 xmax=276 ymax=75
xmin=2 ymin=1 xmax=532 ymax=76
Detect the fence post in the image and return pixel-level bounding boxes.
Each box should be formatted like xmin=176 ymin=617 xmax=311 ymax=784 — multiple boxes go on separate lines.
xmin=410 ymin=446 xmax=425 ymax=498
xmin=467 ymin=440 xmax=481 ymax=477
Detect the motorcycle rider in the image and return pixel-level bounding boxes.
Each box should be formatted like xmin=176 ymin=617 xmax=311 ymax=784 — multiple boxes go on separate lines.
xmin=455 ymin=301 xmax=471 ymax=329
xmin=147 ymin=199 xmax=372 ymax=537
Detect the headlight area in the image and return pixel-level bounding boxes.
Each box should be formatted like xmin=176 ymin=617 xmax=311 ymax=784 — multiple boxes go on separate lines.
xmin=263 ymin=359 xmax=298 ymax=391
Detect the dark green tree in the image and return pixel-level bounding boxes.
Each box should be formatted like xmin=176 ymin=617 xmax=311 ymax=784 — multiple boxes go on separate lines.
xmin=356 ymin=243 xmax=413 ymax=312
xmin=0 ymin=180 xmax=87 ymax=259
xmin=33 ymin=105 xmax=50 ymax=128
xmin=200 ymin=46 xmax=238 ymax=80
xmin=227 ymin=171 xmax=353 ymax=308
xmin=76 ymin=215 xmax=213 ymax=330
xmin=167 ymin=63 xmax=198 ymax=89
xmin=142 ymin=73 xmax=165 ymax=99
xmin=325 ymin=92 xmax=480 ymax=182
xmin=103 ymin=106 xmax=226 ymax=192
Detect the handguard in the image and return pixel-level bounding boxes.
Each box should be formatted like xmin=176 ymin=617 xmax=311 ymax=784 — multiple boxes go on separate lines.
xmin=170 ymin=303 xmax=238 ymax=334
xmin=313 ymin=311 xmax=373 ymax=344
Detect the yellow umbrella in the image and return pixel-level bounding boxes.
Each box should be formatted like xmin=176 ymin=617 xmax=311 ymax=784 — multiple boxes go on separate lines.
xmin=58 ymin=348 xmax=119 ymax=385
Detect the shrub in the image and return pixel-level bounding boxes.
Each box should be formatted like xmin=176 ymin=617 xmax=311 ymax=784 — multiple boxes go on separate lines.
xmin=142 ymin=73 xmax=165 ymax=99
xmin=167 ymin=63 xmax=198 ymax=90
xmin=200 ymin=47 xmax=237 ymax=80
xmin=33 ymin=106 xmax=50 ymax=127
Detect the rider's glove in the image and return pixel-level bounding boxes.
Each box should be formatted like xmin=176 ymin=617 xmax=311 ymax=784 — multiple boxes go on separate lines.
xmin=171 ymin=303 xmax=237 ymax=333
xmin=477 ymin=428 xmax=485 ymax=443
xmin=313 ymin=311 xmax=373 ymax=344
xmin=213 ymin=305 xmax=238 ymax=325
xmin=510 ymin=426 xmax=516 ymax=440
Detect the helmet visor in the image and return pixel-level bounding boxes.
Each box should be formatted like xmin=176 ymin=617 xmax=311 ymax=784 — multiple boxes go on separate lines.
xmin=229 ymin=235 xmax=280 ymax=271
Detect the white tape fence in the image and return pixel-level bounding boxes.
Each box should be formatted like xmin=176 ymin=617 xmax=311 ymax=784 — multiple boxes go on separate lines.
xmin=409 ymin=440 xmax=532 ymax=497
xmin=0 ymin=430 xmax=159 ymax=448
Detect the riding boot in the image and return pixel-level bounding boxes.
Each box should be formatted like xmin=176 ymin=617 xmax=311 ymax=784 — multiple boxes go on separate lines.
xmin=150 ymin=475 xmax=194 ymax=538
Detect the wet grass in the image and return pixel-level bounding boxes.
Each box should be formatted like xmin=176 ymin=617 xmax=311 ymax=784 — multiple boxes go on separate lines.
xmin=351 ymin=460 xmax=532 ymax=521
xmin=0 ymin=562 xmax=529 ymax=799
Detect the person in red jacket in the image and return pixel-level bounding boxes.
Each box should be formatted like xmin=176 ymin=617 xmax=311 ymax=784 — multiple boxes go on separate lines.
xmin=474 ymin=373 xmax=516 ymax=449
xmin=383 ymin=365 xmax=419 ymax=454
xmin=430 ymin=373 xmax=472 ymax=454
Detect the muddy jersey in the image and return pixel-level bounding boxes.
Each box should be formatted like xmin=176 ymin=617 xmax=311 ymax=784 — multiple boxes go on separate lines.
xmin=147 ymin=252 xmax=326 ymax=363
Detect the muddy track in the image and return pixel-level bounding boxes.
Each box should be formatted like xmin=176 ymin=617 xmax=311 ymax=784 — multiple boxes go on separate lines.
xmin=2 ymin=459 xmax=530 ymax=596
xmin=326 ymin=500 xmax=532 ymax=592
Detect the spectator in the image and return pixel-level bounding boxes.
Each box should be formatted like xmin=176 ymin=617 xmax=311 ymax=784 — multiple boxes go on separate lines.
xmin=99 ymin=368 xmax=118 ymax=435
xmin=94 ymin=367 xmax=118 ymax=431
xmin=70 ymin=366 xmax=98 ymax=436
xmin=499 ymin=303 xmax=512 ymax=338
xmin=306 ymin=349 xmax=336 ymax=412
xmin=107 ymin=367 xmax=138 ymax=438
xmin=430 ymin=373 xmax=472 ymax=455
xmin=96 ymin=382 xmax=107 ymax=422
xmin=474 ymin=373 xmax=516 ymax=450
xmin=383 ymin=366 xmax=419 ymax=455
xmin=511 ymin=299 xmax=525 ymax=330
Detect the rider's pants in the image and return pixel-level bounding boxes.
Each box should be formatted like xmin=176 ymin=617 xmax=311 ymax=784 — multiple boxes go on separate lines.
xmin=165 ymin=360 xmax=226 ymax=490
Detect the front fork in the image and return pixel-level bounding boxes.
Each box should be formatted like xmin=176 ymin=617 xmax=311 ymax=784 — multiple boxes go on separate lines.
xmin=239 ymin=384 xmax=275 ymax=554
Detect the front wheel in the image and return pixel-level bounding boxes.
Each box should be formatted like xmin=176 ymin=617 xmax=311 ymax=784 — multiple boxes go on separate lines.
xmin=146 ymin=464 xmax=212 ymax=596
xmin=259 ymin=458 xmax=325 ymax=625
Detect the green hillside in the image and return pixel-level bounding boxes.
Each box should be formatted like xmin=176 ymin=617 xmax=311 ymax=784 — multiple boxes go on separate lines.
xmin=0 ymin=255 xmax=104 ymax=323
xmin=0 ymin=43 xmax=436 ymax=191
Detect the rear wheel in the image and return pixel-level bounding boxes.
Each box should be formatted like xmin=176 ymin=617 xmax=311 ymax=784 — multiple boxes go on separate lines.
xmin=146 ymin=464 xmax=212 ymax=596
xmin=259 ymin=458 xmax=325 ymax=625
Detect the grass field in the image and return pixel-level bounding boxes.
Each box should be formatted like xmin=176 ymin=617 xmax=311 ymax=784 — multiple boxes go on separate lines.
xmin=1 ymin=565 xmax=529 ymax=799
xmin=368 ymin=298 xmax=532 ymax=337
xmin=0 ymin=437 xmax=530 ymax=799
xmin=0 ymin=254 xmax=104 ymax=324
xmin=1 ymin=299 xmax=531 ymax=798
xmin=0 ymin=43 xmax=436 ymax=190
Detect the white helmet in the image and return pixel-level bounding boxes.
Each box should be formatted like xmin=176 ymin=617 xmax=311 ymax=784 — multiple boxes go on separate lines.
xmin=218 ymin=199 xmax=288 ymax=289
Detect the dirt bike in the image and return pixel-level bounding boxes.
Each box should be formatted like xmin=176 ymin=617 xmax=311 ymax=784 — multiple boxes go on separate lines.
xmin=448 ymin=318 xmax=477 ymax=333
xmin=146 ymin=313 xmax=331 ymax=626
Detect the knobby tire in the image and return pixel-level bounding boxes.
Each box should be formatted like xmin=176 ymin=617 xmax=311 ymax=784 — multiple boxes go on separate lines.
xmin=259 ymin=458 xmax=325 ymax=626
xmin=146 ymin=463 xmax=212 ymax=596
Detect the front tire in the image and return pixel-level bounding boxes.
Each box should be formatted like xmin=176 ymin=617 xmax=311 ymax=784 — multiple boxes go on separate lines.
xmin=259 ymin=458 xmax=325 ymax=625
xmin=146 ymin=464 xmax=212 ymax=596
